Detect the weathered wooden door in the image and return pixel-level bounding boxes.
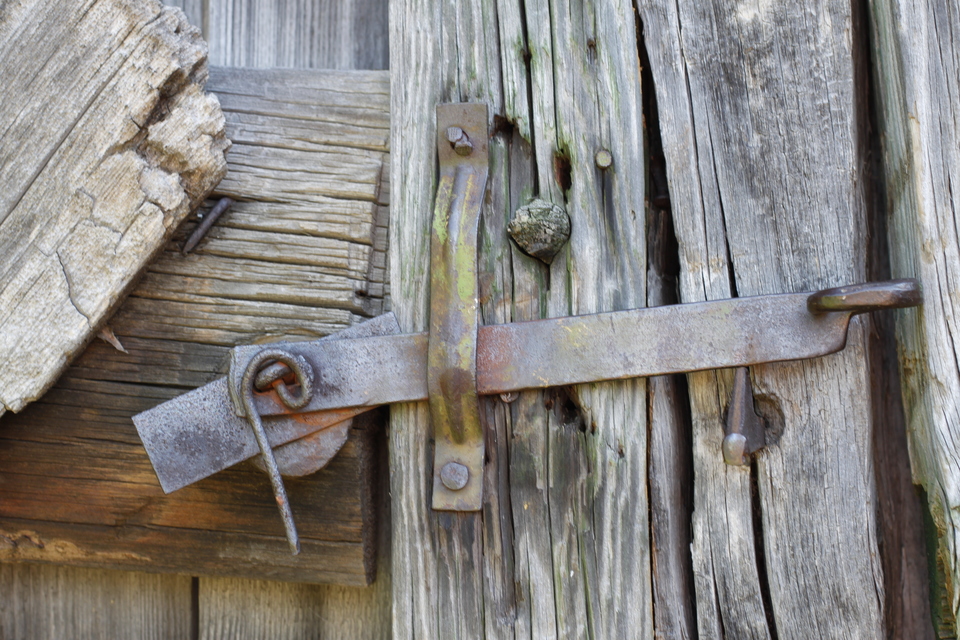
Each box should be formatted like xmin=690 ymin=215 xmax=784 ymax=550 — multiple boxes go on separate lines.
xmin=387 ymin=0 xmax=936 ymax=638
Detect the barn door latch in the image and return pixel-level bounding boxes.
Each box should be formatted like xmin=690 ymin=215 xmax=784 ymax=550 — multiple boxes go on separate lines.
xmin=133 ymin=101 xmax=923 ymax=554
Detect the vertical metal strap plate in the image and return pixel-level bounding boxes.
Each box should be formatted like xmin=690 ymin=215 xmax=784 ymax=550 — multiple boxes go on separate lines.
xmin=429 ymin=103 xmax=489 ymax=511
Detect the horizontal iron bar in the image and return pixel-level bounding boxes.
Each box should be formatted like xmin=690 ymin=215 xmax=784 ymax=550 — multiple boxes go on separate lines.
xmin=244 ymin=292 xmax=854 ymax=418
xmin=134 ymin=280 xmax=920 ymax=493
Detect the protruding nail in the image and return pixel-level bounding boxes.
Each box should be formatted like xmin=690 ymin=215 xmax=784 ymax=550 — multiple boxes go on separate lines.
xmin=182 ymin=197 xmax=234 ymax=254
xmin=446 ymin=126 xmax=474 ymax=156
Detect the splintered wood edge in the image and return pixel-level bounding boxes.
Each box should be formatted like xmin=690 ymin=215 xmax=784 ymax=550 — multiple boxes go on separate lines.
xmin=0 ymin=2 xmax=229 ymax=417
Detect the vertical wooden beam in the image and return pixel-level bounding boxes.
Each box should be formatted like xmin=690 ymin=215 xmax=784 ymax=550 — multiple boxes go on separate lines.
xmin=870 ymin=0 xmax=960 ymax=634
xmin=639 ymin=0 xmax=886 ymax=637
xmin=389 ymin=1 xmax=650 ymax=637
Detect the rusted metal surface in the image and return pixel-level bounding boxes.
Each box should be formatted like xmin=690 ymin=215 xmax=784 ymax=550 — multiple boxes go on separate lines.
xmin=250 ymin=422 xmax=350 ymax=477
xmin=134 ymin=313 xmax=401 ymax=493
xmin=807 ymin=278 xmax=921 ymax=313
xmin=182 ymin=197 xmax=234 ymax=254
xmin=428 ymin=103 xmax=489 ymax=511
xmin=722 ymin=367 xmax=766 ymax=465
xmin=135 ymin=279 xmax=923 ymax=500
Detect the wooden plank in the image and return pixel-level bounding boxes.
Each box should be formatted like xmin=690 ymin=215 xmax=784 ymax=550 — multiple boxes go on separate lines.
xmin=870 ymin=0 xmax=960 ymax=634
xmin=637 ymin=1 xmax=893 ymax=637
xmin=0 ymin=0 xmax=229 ymax=418
xmin=389 ymin=0 xmax=651 ymax=637
xmin=0 ymin=564 xmax=192 ymax=639
xmin=0 ymin=67 xmax=390 ymax=586
xmin=647 ymin=204 xmax=696 ymax=640
xmin=165 ymin=0 xmax=388 ymax=71
xmin=198 ymin=575 xmax=390 ymax=640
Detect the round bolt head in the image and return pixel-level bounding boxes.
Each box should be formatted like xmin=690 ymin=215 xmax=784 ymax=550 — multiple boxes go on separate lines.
xmin=440 ymin=461 xmax=470 ymax=491
xmin=595 ymin=149 xmax=613 ymax=169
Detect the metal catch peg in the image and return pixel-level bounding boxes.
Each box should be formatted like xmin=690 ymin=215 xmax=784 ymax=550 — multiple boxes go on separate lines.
xmin=723 ymin=367 xmax=765 ymax=466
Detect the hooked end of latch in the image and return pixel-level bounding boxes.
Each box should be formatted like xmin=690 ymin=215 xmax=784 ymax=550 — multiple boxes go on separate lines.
xmin=807 ymin=278 xmax=922 ymax=314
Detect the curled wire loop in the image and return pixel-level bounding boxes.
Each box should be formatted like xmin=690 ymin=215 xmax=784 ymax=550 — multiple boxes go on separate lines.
xmin=237 ymin=348 xmax=316 ymax=555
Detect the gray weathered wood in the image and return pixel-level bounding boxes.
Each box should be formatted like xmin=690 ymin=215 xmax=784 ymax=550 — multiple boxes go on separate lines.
xmin=389 ymin=1 xmax=651 ymax=637
xmin=638 ymin=1 xmax=886 ymax=637
xmin=0 ymin=67 xmax=390 ymax=585
xmin=0 ymin=564 xmax=192 ymax=640
xmin=647 ymin=206 xmax=696 ymax=640
xmin=0 ymin=0 xmax=229 ymax=418
xmin=165 ymin=0 xmax=388 ymax=70
xmin=870 ymin=0 xmax=960 ymax=633
xmin=198 ymin=577 xmax=391 ymax=640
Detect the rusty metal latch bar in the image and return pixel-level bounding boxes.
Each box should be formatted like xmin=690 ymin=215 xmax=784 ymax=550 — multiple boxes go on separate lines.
xmin=135 ymin=279 xmax=922 ymax=549
xmin=429 ymin=104 xmax=489 ymax=511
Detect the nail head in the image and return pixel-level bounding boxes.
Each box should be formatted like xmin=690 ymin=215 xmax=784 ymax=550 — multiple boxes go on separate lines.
xmin=440 ymin=461 xmax=470 ymax=491
xmin=595 ymin=149 xmax=613 ymax=169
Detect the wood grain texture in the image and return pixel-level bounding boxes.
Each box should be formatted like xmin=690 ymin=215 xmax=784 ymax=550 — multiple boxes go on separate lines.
xmin=638 ymin=0 xmax=887 ymax=637
xmin=0 ymin=563 xmax=193 ymax=640
xmin=647 ymin=205 xmax=696 ymax=640
xmin=870 ymin=0 xmax=960 ymax=633
xmin=0 ymin=67 xmax=390 ymax=586
xmin=0 ymin=0 xmax=229 ymax=418
xmin=165 ymin=0 xmax=388 ymax=70
xmin=389 ymin=1 xmax=651 ymax=637
xmin=198 ymin=576 xmax=391 ymax=640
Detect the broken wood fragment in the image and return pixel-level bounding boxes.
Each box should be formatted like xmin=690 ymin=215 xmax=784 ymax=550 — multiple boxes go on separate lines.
xmin=0 ymin=0 xmax=230 ymax=417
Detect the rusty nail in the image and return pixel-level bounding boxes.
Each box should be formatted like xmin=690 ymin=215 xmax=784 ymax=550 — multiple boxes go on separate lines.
xmin=440 ymin=461 xmax=469 ymax=491
xmin=500 ymin=392 xmax=519 ymax=403
xmin=446 ymin=126 xmax=474 ymax=156
xmin=182 ymin=197 xmax=234 ymax=254
xmin=595 ymin=149 xmax=613 ymax=169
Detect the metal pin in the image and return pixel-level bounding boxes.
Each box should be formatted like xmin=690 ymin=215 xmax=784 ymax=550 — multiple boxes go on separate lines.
xmin=723 ymin=367 xmax=765 ymax=465
xmin=182 ymin=197 xmax=234 ymax=254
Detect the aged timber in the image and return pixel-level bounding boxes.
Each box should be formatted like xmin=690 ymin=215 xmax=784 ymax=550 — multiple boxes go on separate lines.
xmin=390 ymin=0 xmax=652 ymax=636
xmin=0 ymin=66 xmax=390 ymax=586
xmin=871 ymin=0 xmax=960 ymax=633
xmin=0 ymin=0 xmax=229 ymax=419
